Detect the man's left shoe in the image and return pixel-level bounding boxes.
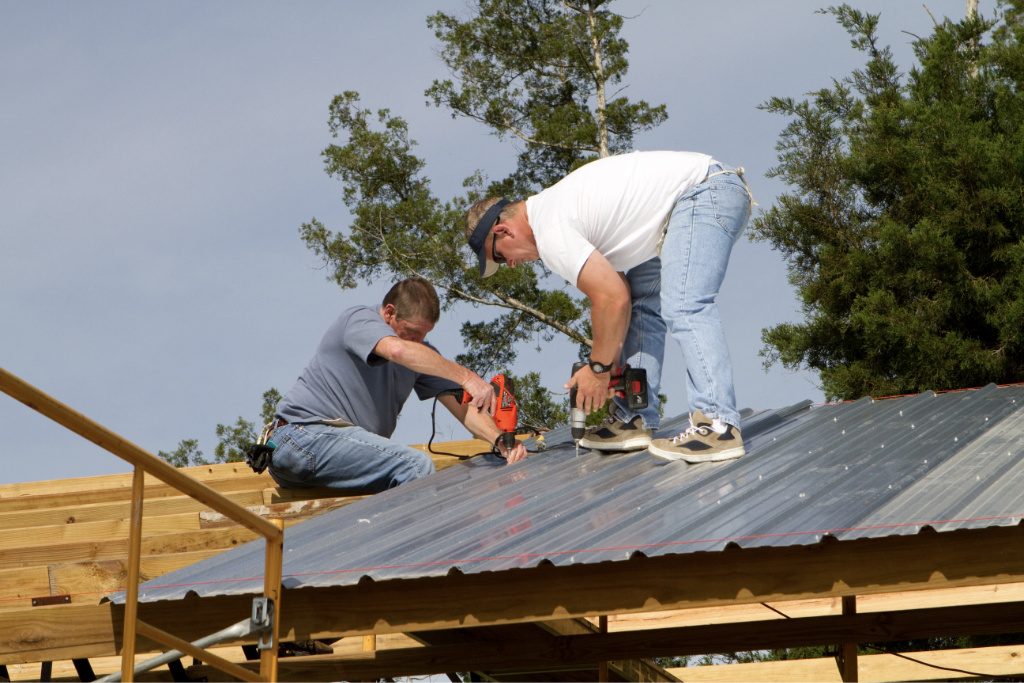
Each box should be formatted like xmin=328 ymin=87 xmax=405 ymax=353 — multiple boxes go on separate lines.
xmin=648 ymin=410 xmax=745 ymax=463
xmin=579 ymin=415 xmax=652 ymax=451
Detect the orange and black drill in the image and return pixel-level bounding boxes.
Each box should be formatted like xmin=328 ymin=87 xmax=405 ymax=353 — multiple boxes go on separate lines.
xmin=461 ymin=373 xmax=519 ymax=452
xmin=569 ymin=363 xmax=648 ymax=450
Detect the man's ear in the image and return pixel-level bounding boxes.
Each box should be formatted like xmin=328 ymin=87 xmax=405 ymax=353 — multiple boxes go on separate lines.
xmin=381 ymin=303 xmax=396 ymax=320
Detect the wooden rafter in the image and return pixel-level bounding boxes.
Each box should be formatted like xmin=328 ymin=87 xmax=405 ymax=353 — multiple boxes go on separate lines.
xmin=3 ymin=523 xmax=1022 ymax=669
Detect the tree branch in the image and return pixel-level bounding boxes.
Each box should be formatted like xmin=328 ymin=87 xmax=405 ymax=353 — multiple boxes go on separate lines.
xmin=579 ymin=0 xmax=610 ymax=157
xmin=448 ymin=286 xmax=593 ymax=348
xmin=353 ymin=214 xmax=593 ymax=348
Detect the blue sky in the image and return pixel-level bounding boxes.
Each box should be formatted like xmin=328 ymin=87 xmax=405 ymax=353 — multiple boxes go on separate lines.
xmin=1 ymin=0 xmax=971 ymax=484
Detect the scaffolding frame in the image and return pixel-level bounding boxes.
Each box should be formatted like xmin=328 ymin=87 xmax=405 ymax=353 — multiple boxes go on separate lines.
xmin=0 ymin=368 xmax=284 ymax=682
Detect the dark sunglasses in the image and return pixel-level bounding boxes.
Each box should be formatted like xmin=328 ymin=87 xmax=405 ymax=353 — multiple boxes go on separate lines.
xmin=491 ymin=232 xmax=506 ymax=265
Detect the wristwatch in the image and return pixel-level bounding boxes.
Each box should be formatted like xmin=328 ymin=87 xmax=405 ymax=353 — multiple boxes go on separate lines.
xmin=587 ymin=358 xmax=613 ymax=374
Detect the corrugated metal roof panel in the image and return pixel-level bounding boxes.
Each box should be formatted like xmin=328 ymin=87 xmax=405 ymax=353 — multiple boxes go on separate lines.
xmin=118 ymin=385 xmax=1024 ymax=604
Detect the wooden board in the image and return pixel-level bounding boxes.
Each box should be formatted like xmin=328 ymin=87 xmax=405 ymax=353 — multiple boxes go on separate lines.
xmin=0 ymin=527 xmax=258 ymax=571
xmin=0 ymin=567 xmax=50 ymax=603
xmin=0 ymin=489 xmax=266 ymax=530
xmin=607 ymin=581 xmax=1024 ymax=632
xmin=0 ymin=513 xmax=200 ymax=550
xmin=199 ymin=496 xmax=360 ymax=528
xmin=0 ymin=462 xmax=268 ymax=498
xmin=0 ymin=476 xmax=271 ymax=513
xmin=666 ymin=643 xmax=1024 ymax=682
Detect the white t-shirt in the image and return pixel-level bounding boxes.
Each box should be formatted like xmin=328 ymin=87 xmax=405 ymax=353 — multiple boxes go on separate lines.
xmin=526 ymin=151 xmax=713 ymax=285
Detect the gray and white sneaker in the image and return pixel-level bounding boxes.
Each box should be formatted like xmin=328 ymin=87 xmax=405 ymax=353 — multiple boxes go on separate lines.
xmin=648 ymin=410 xmax=744 ymax=463
xmin=579 ymin=415 xmax=652 ymax=451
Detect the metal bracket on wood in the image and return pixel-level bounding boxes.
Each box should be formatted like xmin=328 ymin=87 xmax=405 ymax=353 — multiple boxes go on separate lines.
xmin=31 ymin=595 xmax=71 ymax=607
xmin=252 ymin=596 xmax=275 ymax=650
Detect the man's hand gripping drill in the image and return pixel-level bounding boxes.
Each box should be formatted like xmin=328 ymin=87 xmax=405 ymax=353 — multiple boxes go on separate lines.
xmin=568 ymin=363 xmax=648 ymax=456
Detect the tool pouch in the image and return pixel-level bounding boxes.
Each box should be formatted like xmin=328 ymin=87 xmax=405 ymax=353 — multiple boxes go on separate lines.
xmin=245 ymin=421 xmax=278 ymax=474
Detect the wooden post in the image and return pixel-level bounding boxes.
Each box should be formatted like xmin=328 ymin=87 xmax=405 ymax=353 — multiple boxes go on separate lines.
xmin=838 ymin=595 xmax=858 ymax=682
xmin=0 ymin=368 xmax=278 ymax=539
xmin=260 ymin=518 xmax=285 ymax=682
xmin=363 ymin=635 xmax=377 ymax=652
xmin=120 ymin=466 xmax=145 ymax=682
xmin=598 ymin=615 xmax=608 ymax=682
xmin=0 ymin=368 xmax=288 ymax=682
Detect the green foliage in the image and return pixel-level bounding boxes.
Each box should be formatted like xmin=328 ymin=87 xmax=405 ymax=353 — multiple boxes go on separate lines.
xmin=426 ymin=0 xmax=666 ymax=190
xmin=157 ymin=438 xmax=205 ymax=468
xmin=158 ymin=388 xmax=280 ymax=468
xmin=301 ymin=1 xmax=668 ymax=420
xmin=753 ymin=3 xmax=1024 ymax=400
xmin=501 ymin=370 xmax=569 ymax=431
xmin=212 ymin=388 xmax=282 ymax=463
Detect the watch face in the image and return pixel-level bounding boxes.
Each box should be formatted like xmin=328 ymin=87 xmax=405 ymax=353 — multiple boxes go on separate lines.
xmin=589 ymin=360 xmax=611 ymax=373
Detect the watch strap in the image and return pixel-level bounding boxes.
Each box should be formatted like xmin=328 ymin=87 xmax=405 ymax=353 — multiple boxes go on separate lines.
xmin=588 ymin=359 xmax=613 ymax=374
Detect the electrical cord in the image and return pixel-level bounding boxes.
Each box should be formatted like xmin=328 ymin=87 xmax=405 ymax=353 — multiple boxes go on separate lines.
xmin=424 ymin=392 xmax=546 ymax=459
xmin=757 ymin=602 xmax=1013 ymax=680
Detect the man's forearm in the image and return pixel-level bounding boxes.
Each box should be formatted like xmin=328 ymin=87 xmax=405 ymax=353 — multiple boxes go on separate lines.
xmin=589 ymin=292 xmax=630 ymax=365
xmin=376 ymin=336 xmax=473 ymax=386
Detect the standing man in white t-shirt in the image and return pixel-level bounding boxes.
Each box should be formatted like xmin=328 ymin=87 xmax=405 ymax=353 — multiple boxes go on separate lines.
xmin=464 ymin=151 xmax=753 ymax=462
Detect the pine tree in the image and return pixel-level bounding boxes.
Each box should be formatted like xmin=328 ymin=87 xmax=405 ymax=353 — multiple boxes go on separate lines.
xmin=752 ymin=3 xmax=1024 ymax=400
xmin=299 ymin=0 xmax=666 ymax=419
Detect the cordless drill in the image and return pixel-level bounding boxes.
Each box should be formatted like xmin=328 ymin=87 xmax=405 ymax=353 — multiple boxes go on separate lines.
xmin=569 ymin=361 xmax=588 ymax=444
xmin=569 ymin=362 xmax=649 ymax=450
xmin=461 ymin=373 xmax=518 ymax=452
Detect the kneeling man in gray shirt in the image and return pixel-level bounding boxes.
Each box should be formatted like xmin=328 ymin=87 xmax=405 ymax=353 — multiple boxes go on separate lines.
xmin=269 ymin=277 xmax=525 ymax=493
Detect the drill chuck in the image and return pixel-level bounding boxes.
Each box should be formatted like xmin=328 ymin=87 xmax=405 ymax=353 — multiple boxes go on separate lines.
xmin=569 ymin=360 xmax=587 ymax=440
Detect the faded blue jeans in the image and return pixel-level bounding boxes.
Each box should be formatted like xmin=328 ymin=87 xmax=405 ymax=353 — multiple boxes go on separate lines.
xmin=612 ymin=256 xmax=665 ymax=429
xmin=613 ymin=164 xmax=750 ymax=429
xmin=267 ymin=422 xmax=434 ymax=493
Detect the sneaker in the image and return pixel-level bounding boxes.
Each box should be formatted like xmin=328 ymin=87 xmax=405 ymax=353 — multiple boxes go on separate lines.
xmin=648 ymin=410 xmax=745 ymax=463
xmin=578 ymin=415 xmax=652 ymax=451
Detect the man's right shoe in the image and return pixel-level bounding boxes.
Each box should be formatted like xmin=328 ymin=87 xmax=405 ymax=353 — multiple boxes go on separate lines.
xmin=579 ymin=415 xmax=652 ymax=451
xmin=648 ymin=410 xmax=745 ymax=463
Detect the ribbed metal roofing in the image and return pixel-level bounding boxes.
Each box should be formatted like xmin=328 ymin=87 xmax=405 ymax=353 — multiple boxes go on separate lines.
xmin=121 ymin=384 xmax=1024 ymax=604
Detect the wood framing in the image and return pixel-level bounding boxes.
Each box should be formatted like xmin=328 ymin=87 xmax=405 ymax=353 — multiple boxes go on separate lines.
xmin=667 ymin=644 xmax=1024 ymax=682
xmin=3 ymin=524 xmax=1022 ymax=671
xmin=2 ymin=372 xmax=1021 ymax=680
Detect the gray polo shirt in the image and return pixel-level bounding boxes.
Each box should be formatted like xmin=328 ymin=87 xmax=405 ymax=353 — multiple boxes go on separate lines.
xmin=276 ymin=306 xmax=459 ymax=438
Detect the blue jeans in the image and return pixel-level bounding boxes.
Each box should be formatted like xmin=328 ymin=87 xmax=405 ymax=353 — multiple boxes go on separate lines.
xmin=614 ymin=165 xmax=750 ymax=429
xmin=267 ymin=422 xmax=434 ymax=493
xmin=659 ymin=164 xmax=750 ymax=427
xmin=612 ymin=256 xmax=665 ymax=429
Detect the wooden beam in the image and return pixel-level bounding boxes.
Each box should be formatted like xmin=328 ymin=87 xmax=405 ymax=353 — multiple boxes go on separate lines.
xmin=46 ymin=552 xmax=225 ymax=603
xmin=607 ymin=580 xmax=1024 ymax=634
xmin=0 ymin=567 xmax=51 ymax=603
xmin=0 ymin=476 xmax=270 ymax=514
xmin=0 ymin=553 xmax=228 ymax=612
xmin=198 ymin=496 xmax=360 ymax=528
xmin=3 ymin=595 xmax=1024 ymax=672
xmin=0 ymin=462 xmax=267 ymax=499
xmin=667 ymin=644 xmax=1024 ymax=682
xmin=3 ymin=525 xmax=1023 ymax=665
xmin=138 ymin=602 xmax=1024 ymax=680
xmin=0 ymin=527 xmax=259 ymax=572
xmin=415 ymin=619 xmax=677 ymax=682
xmin=0 ymin=513 xmax=201 ymax=550
xmin=838 ymin=595 xmax=858 ymax=681
xmin=0 ymin=489 xmax=266 ymax=530
xmin=176 ymin=524 xmax=1024 ymax=638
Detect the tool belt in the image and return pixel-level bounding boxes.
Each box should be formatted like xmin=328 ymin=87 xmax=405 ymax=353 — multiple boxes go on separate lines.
xmin=245 ymin=418 xmax=285 ymax=474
